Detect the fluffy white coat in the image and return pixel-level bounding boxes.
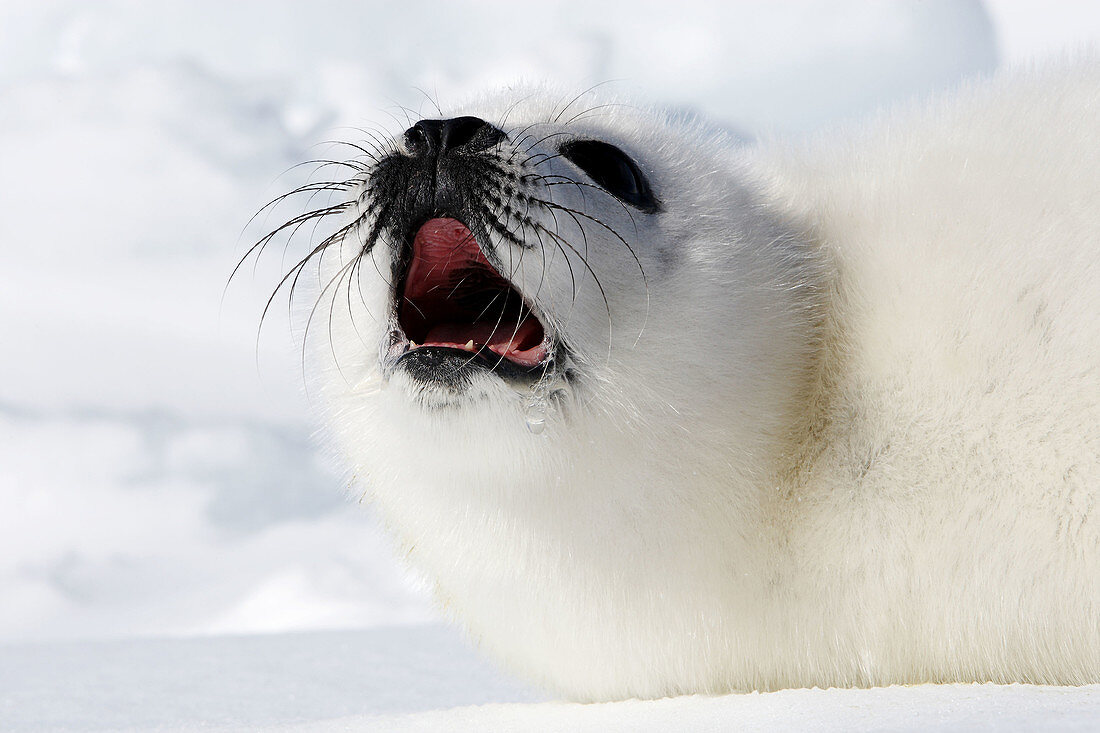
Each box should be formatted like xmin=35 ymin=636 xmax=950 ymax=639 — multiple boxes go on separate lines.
xmin=306 ymin=63 xmax=1100 ymax=701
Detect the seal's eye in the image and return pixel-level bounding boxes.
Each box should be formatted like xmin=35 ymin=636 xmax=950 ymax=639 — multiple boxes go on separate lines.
xmin=559 ymin=139 xmax=661 ymax=213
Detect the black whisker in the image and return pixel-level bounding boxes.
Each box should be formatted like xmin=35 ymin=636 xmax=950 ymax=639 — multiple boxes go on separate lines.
xmin=412 ymin=86 xmax=444 ymax=117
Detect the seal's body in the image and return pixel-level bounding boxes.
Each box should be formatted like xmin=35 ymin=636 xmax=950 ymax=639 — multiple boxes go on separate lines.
xmin=286 ymin=64 xmax=1100 ymax=700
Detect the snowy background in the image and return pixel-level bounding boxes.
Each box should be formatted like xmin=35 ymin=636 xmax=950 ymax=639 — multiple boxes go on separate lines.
xmin=2 ymin=1 xmax=1099 ymax=730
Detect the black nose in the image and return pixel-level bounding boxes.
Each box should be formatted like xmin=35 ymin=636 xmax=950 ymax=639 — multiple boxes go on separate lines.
xmin=403 ymin=116 xmax=505 ymax=157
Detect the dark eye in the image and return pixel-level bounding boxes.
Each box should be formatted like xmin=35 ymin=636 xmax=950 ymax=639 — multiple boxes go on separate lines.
xmin=558 ymin=139 xmax=661 ymax=213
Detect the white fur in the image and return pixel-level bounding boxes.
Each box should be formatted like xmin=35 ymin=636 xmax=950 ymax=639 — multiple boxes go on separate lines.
xmin=305 ymin=64 xmax=1100 ymax=701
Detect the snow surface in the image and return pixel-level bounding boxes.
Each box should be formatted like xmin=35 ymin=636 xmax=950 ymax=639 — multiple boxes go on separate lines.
xmin=0 ymin=626 xmax=543 ymax=732
xmin=3 ymin=627 xmax=1098 ymax=732
xmin=2 ymin=628 xmax=1098 ymax=732
xmin=305 ymin=683 xmax=1100 ymax=733
xmin=2 ymin=0 xmax=1099 ymax=730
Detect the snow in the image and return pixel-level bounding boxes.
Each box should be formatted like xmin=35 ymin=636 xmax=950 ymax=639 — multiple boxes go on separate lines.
xmin=0 ymin=627 xmax=543 ymax=732
xmin=2 ymin=627 xmax=1097 ymax=732
xmin=314 ymin=684 xmax=1100 ymax=733
xmin=2 ymin=628 xmax=1098 ymax=731
xmin=2 ymin=0 xmax=1099 ymax=729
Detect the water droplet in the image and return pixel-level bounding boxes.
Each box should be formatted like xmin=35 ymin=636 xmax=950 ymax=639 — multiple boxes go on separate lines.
xmin=524 ymin=397 xmax=547 ymax=435
xmin=523 ymin=372 xmax=570 ymax=435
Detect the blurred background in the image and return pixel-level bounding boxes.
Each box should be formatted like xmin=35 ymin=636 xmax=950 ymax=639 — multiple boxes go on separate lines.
xmin=1 ymin=0 xmax=1097 ymax=645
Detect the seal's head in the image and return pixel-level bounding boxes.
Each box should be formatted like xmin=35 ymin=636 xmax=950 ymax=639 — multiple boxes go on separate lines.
xmin=303 ymin=93 xmax=818 ymax=422
xmin=254 ymin=89 xmax=824 ymax=699
xmin=348 ymin=109 xmax=666 ymax=413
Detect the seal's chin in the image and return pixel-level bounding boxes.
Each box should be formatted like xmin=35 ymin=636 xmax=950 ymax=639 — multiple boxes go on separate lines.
xmin=385 ymin=217 xmax=552 ymax=391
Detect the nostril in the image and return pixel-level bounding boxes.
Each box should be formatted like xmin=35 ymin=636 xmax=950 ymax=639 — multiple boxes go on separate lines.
xmin=404 ymin=123 xmax=433 ymax=156
xmin=402 ymin=116 xmax=505 ymax=158
xmin=444 ymin=116 xmax=492 ymax=150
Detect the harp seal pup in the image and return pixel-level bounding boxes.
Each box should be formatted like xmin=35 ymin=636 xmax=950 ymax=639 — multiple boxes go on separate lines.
xmin=291 ymin=63 xmax=1100 ymax=701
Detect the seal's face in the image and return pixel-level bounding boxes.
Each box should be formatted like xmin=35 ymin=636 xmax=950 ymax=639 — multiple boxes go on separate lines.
xmin=340 ymin=111 xmax=665 ymax=407
xmin=248 ymin=92 xmax=811 ymax=429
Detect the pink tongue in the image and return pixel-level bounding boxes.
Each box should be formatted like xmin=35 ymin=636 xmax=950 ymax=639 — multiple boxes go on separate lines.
xmin=405 ymin=218 xmax=487 ymax=299
xmin=422 ymin=319 xmax=547 ymax=367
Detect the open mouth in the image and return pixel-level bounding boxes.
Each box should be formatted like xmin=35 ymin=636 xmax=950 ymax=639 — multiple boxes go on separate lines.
xmin=394 ymin=217 xmax=549 ymax=374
